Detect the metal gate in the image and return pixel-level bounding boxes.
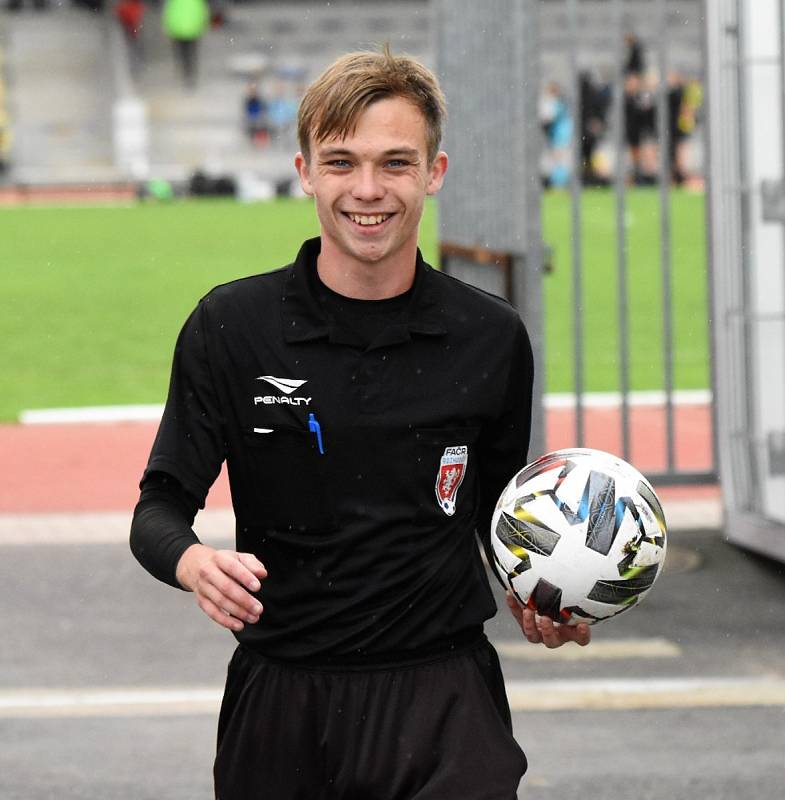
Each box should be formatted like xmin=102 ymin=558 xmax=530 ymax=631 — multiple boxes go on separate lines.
xmin=436 ymin=0 xmax=716 ymax=486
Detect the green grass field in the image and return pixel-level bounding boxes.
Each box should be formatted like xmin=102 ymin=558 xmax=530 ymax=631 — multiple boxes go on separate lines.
xmin=542 ymin=188 xmax=709 ymax=394
xmin=0 ymin=190 xmax=709 ymax=422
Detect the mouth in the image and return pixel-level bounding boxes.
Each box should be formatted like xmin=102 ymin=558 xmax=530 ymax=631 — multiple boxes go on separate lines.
xmin=343 ymin=212 xmax=395 ymax=229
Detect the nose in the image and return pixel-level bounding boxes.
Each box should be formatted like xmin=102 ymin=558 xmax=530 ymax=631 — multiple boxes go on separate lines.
xmin=351 ymin=164 xmax=385 ymax=202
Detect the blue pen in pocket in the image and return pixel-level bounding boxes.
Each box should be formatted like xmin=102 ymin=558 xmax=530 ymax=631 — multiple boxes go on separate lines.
xmin=308 ymin=412 xmax=325 ymax=455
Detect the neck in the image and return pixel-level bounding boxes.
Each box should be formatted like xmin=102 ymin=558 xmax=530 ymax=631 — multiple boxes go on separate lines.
xmin=316 ymin=238 xmax=418 ymax=300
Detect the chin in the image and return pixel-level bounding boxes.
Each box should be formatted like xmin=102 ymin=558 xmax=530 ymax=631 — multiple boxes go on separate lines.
xmin=344 ymin=239 xmax=389 ymax=264
xmin=353 ymin=249 xmax=388 ymax=265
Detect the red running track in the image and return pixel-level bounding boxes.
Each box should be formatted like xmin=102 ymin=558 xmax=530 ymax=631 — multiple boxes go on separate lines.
xmin=0 ymin=403 xmax=717 ymax=514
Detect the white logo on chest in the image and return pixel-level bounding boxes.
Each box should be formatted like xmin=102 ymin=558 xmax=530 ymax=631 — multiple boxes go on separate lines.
xmin=254 ymin=375 xmax=312 ymax=406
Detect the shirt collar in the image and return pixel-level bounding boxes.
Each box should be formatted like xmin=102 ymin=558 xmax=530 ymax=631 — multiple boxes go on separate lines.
xmin=281 ymin=237 xmax=448 ymax=345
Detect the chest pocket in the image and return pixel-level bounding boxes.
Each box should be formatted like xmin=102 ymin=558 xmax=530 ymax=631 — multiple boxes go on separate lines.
xmin=237 ymin=424 xmax=337 ymax=534
xmin=414 ymin=426 xmax=481 ymax=523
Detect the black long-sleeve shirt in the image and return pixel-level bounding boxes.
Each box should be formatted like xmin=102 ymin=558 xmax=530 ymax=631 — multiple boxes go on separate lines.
xmin=130 ymin=238 xmax=533 ymax=664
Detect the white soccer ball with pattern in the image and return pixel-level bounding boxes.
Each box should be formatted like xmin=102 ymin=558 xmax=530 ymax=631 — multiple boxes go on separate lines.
xmin=490 ymin=448 xmax=667 ymax=625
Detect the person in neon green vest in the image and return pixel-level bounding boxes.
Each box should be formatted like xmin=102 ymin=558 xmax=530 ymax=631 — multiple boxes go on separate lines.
xmin=163 ymin=0 xmax=209 ymax=88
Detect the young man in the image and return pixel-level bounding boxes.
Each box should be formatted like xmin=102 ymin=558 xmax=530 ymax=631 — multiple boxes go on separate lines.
xmin=131 ymin=47 xmax=590 ymax=800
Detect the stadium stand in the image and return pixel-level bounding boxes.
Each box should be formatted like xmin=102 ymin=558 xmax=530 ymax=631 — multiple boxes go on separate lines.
xmin=0 ymin=1 xmax=702 ymax=189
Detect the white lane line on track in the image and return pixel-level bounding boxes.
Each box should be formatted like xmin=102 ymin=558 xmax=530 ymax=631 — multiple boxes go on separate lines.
xmin=0 ymin=509 xmax=235 ymax=546
xmin=2 ymin=677 xmax=783 ymax=719
xmin=496 ymin=637 xmax=682 ymax=661
xmin=505 ymin=677 xmax=785 ymax=712
xmin=0 ymin=687 xmax=222 ymax=719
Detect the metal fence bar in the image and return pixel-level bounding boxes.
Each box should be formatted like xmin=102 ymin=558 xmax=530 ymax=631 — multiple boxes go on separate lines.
xmin=434 ymin=0 xmax=545 ymax=459
xmin=655 ymin=0 xmax=676 ymax=472
xmin=735 ymin=0 xmax=759 ymax=511
xmin=701 ymin=0 xmax=721 ymax=491
xmin=708 ymin=0 xmax=749 ymax=506
xmin=567 ymin=0 xmax=585 ymax=446
xmin=612 ymin=0 xmax=631 ymax=462
xmin=515 ymin=0 xmax=546 ymax=461
xmin=779 ymin=0 xmax=785 ymax=444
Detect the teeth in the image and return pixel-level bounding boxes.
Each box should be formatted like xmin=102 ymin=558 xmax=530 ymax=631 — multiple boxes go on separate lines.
xmin=349 ymin=213 xmax=390 ymax=226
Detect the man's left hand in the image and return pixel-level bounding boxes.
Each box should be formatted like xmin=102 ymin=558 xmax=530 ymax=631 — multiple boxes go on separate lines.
xmin=506 ymin=591 xmax=591 ymax=648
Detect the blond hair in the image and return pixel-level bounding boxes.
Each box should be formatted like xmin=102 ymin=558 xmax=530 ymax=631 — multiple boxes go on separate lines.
xmin=297 ymin=46 xmax=447 ymax=165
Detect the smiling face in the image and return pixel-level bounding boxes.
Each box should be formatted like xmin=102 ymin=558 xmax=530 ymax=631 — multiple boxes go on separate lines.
xmin=295 ymin=96 xmax=448 ymax=298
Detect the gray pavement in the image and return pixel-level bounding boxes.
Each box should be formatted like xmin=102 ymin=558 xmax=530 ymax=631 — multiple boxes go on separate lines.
xmin=1 ymin=514 xmax=784 ymax=798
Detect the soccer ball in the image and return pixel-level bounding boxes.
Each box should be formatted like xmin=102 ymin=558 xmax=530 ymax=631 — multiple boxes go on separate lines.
xmin=490 ymin=448 xmax=667 ymax=625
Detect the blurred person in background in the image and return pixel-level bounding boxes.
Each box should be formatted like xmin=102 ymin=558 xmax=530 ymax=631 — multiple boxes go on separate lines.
xmin=540 ymin=81 xmax=572 ymax=188
xmin=208 ymin=0 xmax=227 ymax=28
xmin=0 ymin=110 xmax=11 ymax=173
xmin=623 ymin=71 xmax=657 ymax=185
xmin=115 ymin=0 xmax=146 ymax=77
xmin=264 ymin=67 xmax=307 ymax=144
xmin=578 ymin=70 xmax=611 ymax=186
xmin=243 ymin=81 xmax=269 ymax=146
xmin=162 ymin=0 xmax=209 ymax=89
xmin=667 ymin=71 xmax=702 ymax=186
xmin=622 ymin=32 xmax=659 ymax=185
xmin=624 ymin=32 xmax=645 ymax=77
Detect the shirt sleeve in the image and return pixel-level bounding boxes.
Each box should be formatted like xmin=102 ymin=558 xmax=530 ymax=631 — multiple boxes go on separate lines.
xmin=475 ymin=318 xmax=534 ymax=559
xmin=130 ymin=471 xmax=201 ymax=589
xmin=143 ymin=300 xmax=226 ymax=507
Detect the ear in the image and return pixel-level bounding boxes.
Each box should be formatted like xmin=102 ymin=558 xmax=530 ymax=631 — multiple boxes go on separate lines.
xmin=426 ymin=151 xmax=448 ymax=196
xmin=294 ymin=152 xmax=314 ymax=197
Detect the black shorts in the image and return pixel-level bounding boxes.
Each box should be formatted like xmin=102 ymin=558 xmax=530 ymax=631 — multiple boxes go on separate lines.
xmin=214 ymin=637 xmax=527 ymax=800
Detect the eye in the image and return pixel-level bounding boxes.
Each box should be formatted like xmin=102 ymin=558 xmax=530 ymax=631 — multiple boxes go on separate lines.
xmin=326 ymin=159 xmax=351 ymax=168
xmin=386 ymin=159 xmax=409 ymax=168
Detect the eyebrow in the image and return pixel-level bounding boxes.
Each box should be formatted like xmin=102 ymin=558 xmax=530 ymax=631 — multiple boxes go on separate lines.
xmin=317 ymin=147 xmax=421 ymax=160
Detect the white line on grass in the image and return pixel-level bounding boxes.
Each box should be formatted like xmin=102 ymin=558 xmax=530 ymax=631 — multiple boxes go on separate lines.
xmin=18 ymin=390 xmax=713 ymax=425
xmin=19 ymin=404 xmax=165 ymax=424
xmin=544 ymin=389 xmax=712 ymax=409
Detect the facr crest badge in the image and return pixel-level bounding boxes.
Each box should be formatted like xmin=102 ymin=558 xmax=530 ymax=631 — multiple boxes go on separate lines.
xmin=436 ymin=446 xmax=468 ymax=516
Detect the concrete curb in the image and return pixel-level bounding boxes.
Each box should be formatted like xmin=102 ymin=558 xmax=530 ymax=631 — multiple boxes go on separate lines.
xmin=0 ymin=499 xmax=721 ymax=546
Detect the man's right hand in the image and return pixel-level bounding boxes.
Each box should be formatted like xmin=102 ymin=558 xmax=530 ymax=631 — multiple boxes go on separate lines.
xmin=176 ymin=544 xmax=267 ymax=632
